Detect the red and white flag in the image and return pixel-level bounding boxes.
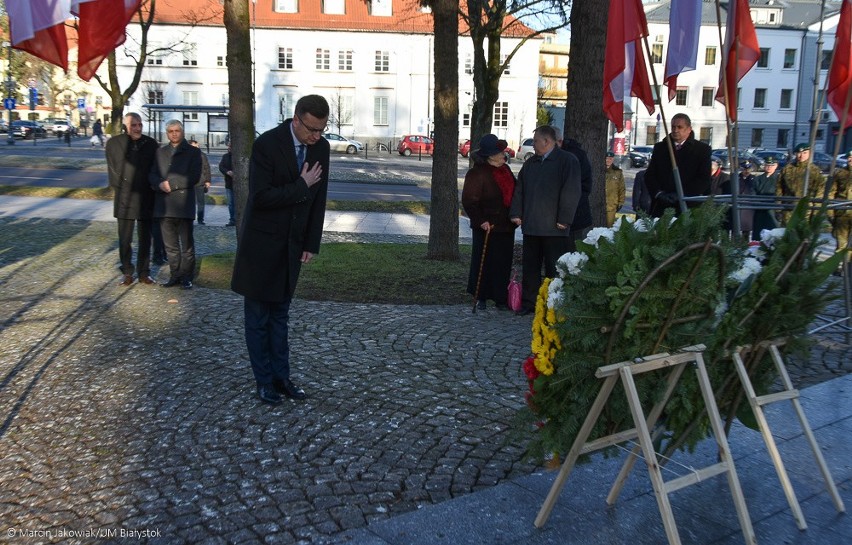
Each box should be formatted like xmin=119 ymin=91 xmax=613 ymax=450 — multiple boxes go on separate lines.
xmin=603 ymin=0 xmax=655 ymax=132
xmin=715 ymin=0 xmax=760 ymax=121
xmin=7 ymin=0 xmax=71 ymax=71
xmin=828 ymin=0 xmax=852 ymax=128
xmin=72 ymin=0 xmax=142 ymax=81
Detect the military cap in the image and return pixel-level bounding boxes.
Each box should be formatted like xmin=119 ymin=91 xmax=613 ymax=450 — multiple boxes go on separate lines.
xmin=740 ymin=160 xmax=752 ymax=169
xmin=764 ymin=156 xmax=776 ymax=165
xmin=846 ymin=150 xmax=852 ymax=158
xmin=794 ymin=143 xmax=810 ymax=153
xmin=710 ymin=155 xmax=722 ymax=165
xmin=606 ymin=151 xmax=615 ymax=157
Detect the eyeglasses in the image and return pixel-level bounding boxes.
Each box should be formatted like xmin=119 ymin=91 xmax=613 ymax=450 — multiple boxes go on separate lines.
xmin=296 ymin=113 xmax=326 ymax=135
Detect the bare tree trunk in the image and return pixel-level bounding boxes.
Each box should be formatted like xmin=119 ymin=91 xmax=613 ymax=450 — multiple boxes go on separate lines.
xmin=223 ymin=0 xmax=254 ymax=241
xmin=427 ymin=0 xmax=460 ymax=260
xmin=564 ymin=0 xmax=609 ymax=228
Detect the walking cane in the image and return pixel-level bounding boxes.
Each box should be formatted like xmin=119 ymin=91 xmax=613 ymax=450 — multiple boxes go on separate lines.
xmin=472 ymin=227 xmax=491 ymax=313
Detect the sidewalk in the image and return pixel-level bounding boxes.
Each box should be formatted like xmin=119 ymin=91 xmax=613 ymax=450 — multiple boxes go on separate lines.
xmin=0 ymin=196 xmax=849 ymax=544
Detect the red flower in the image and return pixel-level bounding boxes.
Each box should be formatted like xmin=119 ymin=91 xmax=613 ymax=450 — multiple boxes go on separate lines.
xmin=522 ymin=356 xmax=540 ymax=380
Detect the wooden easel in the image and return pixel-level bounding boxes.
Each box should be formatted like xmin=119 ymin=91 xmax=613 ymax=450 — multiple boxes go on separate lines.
xmin=733 ymin=341 xmax=846 ymax=530
xmin=534 ymin=347 xmax=757 ymax=545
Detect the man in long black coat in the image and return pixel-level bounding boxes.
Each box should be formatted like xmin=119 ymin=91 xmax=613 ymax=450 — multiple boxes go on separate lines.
xmin=644 ymin=113 xmax=712 ymax=216
xmin=106 ymin=112 xmax=159 ymax=285
xmin=231 ymin=94 xmax=330 ymax=406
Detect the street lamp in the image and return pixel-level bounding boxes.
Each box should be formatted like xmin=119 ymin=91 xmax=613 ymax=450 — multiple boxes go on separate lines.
xmin=2 ymin=41 xmax=15 ymax=145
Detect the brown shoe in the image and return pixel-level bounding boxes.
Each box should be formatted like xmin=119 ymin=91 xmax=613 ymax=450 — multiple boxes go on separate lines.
xmin=119 ymin=274 xmax=134 ymax=286
xmin=138 ymin=276 xmax=155 ymax=285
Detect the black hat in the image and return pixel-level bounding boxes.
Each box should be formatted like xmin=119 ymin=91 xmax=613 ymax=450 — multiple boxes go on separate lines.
xmin=794 ymin=143 xmax=810 ymax=153
xmin=741 ymin=160 xmax=752 ymax=170
xmin=764 ymin=156 xmax=777 ymax=165
xmin=476 ymin=134 xmax=508 ymax=158
xmin=606 ymin=151 xmax=615 ymax=157
xmin=710 ymin=155 xmax=722 ymax=165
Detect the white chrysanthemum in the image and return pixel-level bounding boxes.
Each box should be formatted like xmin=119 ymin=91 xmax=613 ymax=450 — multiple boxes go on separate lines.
xmin=557 ymin=252 xmax=588 ymax=277
xmin=760 ymin=228 xmax=786 ymax=249
xmin=583 ymin=227 xmax=615 ymax=248
xmin=714 ymin=300 xmax=729 ymax=326
xmin=729 ymin=256 xmax=763 ymax=282
xmin=746 ymin=243 xmax=767 ymax=261
xmin=613 ymin=215 xmax=634 ymax=230
xmin=634 ymin=217 xmax=654 ymax=232
xmin=547 ymin=277 xmax=564 ymax=308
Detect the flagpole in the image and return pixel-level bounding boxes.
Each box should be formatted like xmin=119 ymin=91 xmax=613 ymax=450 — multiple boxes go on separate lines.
xmin=715 ymin=0 xmax=741 ymax=237
xmin=804 ymin=0 xmax=829 ymax=198
xmin=640 ymin=37 xmax=687 ymax=214
xmin=824 ymin=0 xmax=851 ymax=202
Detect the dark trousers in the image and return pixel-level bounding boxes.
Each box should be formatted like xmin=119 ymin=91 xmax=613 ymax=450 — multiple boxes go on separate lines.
xmin=160 ymin=217 xmax=195 ymax=281
xmin=467 ymin=229 xmax=514 ymax=304
xmin=244 ymin=297 xmax=291 ymax=388
xmin=151 ymin=221 xmax=166 ymax=262
xmin=195 ymin=186 xmax=206 ymax=221
xmin=116 ymin=218 xmax=152 ymax=277
xmin=226 ymin=188 xmax=235 ymax=223
xmin=520 ymin=234 xmax=573 ymax=311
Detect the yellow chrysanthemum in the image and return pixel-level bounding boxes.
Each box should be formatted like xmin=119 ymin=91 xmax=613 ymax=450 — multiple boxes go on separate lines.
xmin=531 ymin=278 xmax=564 ymax=376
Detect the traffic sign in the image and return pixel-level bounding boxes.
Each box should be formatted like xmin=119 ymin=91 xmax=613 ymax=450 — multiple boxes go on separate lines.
xmin=77 ymin=98 xmax=85 ymax=109
xmin=3 ymin=97 xmax=15 ymax=110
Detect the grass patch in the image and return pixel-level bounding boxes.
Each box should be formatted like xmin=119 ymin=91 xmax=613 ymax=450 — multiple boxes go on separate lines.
xmin=326 ymin=200 xmax=431 ymax=214
xmin=0 ymin=185 xmax=113 ymax=200
xmin=197 ymin=243 xmax=473 ymax=305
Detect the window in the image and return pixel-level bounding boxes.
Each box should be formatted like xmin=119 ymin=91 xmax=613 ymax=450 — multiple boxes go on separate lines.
xmin=699 ymin=127 xmax=712 ymax=144
xmin=316 ymin=49 xmax=330 ymax=70
xmin=493 ymin=101 xmax=509 ymax=128
xmin=375 ymin=50 xmax=390 ymax=72
xmin=279 ymin=92 xmax=296 ymax=123
xmin=182 ymin=44 xmax=197 ymax=66
xmin=777 ymin=128 xmax=789 ymax=148
xmin=650 ymin=43 xmax=663 ymax=64
xmin=322 ymin=0 xmax=345 ymax=14
xmin=501 ymin=54 xmax=511 ymax=75
xmin=278 ymin=47 xmax=293 ymax=70
xmin=702 ymin=87 xmax=715 ymax=107
xmin=757 ymin=48 xmax=769 ymax=68
xmin=339 ymin=50 xmax=353 ymax=71
xmin=147 ymin=90 xmax=164 ymax=104
xmin=737 ymin=87 xmax=742 ymax=108
xmin=374 ymin=96 xmax=389 ymax=125
xmin=330 ymin=93 xmax=354 ymax=127
xmin=704 ymin=47 xmax=717 ymax=65
xmin=368 ymin=0 xmax=392 ymax=16
xmin=464 ymin=53 xmax=472 ymax=75
xmin=275 ymin=0 xmax=298 ymax=13
xmin=675 ymin=87 xmax=688 ymax=106
xmin=217 ymin=55 xmax=225 ymax=67
xmin=751 ymin=128 xmax=763 ymax=148
xmin=780 ymin=89 xmax=793 ymax=109
xmin=147 ymin=42 xmax=163 ymax=65
xmin=784 ymin=48 xmax=796 ymax=69
xmin=646 ymin=125 xmax=657 ymax=144
xmin=183 ymin=91 xmax=198 ymax=121
xmin=754 ymin=88 xmax=767 ymax=108
xmin=822 ymin=50 xmax=832 ymax=70
xmin=462 ymin=113 xmax=470 ymax=127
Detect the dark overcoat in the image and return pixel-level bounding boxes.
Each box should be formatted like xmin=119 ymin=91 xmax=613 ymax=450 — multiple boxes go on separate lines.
xmin=106 ymin=133 xmax=158 ymax=220
xmin=461 ymin=161 xmax=517 ymax=234
xmin=645 ymin=132 xmax=712 ymax=215
xmin=231 ymin=120 xmax=330 ymax=303
xmin=148 ymin=139 xmax=202 ymax=219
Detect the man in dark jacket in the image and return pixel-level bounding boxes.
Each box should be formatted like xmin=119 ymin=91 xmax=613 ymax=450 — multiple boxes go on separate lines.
xmin=644 ymin=113 xmax=712 ymax=216
xmin=106 ymin=112 xmax=159 ymax=286
xmin=218 ymin=145 xmax=236 ymax=226
xmin=510 ymin=125 xmax=581 ymax=315
xmin=231 ymin=94 xmax=330 ymax=405
xmin=560 ymin=136 xmax=594 ymax=240
xmin=148 ymin=120 xmax=202 ymax=289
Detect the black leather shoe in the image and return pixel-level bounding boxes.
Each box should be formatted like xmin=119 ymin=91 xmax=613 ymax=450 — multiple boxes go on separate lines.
xmin=476 ymin=300 xmax=486 ymax=310
xmin=161 ymin=278 xmax=181 ymax=288
xmin=257 ymin=385 xmax=283 ymax=405
xmin=274 ymin=378 xmax=307 ymax=400
xmin=182 ymin=279 xmax=193 ymax=289
xmin=119 ymin=274 xmax=134 ymax=286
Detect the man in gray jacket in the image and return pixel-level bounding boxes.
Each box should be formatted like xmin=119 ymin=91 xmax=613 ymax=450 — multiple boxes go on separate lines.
xmin=149 ymin=120 xmax=202 ymax=289
xmin=510 ymin=125 xmax=581 ymax=315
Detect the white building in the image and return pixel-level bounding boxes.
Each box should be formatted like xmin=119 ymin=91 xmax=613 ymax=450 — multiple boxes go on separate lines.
xmin=112 ymin=0 xmax=541 ymax=150
xmin=637 ymin=0 xmax=845 ymax=154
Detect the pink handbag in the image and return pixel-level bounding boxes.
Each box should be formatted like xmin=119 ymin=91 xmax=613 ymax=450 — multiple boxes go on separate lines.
xmin=507 ymin=271 xmax=522 ymax=312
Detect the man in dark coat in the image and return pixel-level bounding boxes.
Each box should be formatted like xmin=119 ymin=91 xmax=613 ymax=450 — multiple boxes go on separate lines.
xmin=148 ymin=120 xmax=202 ymax=289
xmin=231 ymin=94 xmax=330 ymax=406
xmin=105 ymin=112 xmax=159 ymax=285
xmin=752 ymin=156 xmax=780 ymax=239
xmin=510 ymin=125 xmax=581 ymax=315
xmin=644 ymin=113 xmax=712 ymax=216
xmin=560 ymin=136 xmax=594 ymax=240
xmin=218 ymin=145 xmax=236 ymax=226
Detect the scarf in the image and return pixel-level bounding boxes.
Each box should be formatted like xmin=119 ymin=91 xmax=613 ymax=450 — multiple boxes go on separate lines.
xmin=491 ymin=164 xmax=515 ymax=207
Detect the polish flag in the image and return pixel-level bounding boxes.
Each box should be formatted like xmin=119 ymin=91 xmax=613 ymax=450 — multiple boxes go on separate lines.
xmin=664 ymin=0 xmax=702 ymax=101
xmin=828 ymin=0 xmax=852 ymax=128
xmin=7 ymin=0 xmax=71 ymax=71
xmin=72 ymin=0 xmax=142 ymax=81
xmin=603 ymin=0 xmax=655 ymax=132
xmin=715 ymin=0 xmax=760 ymax=121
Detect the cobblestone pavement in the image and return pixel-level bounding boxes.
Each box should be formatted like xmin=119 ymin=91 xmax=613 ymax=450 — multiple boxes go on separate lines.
xmin=0 ymin=217 xmax=849 ymax=544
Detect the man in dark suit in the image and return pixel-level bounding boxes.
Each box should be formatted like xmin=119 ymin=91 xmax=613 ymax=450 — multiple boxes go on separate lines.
xmin=148 ymin=120 xmax=202 ymax=289
xmin=644 ymin=113 xmax=712 ymax=216
xmin=231 ymin=94 xmax=330 ymax=405
xmin=106 ymin=112 xmax=159 ymax=286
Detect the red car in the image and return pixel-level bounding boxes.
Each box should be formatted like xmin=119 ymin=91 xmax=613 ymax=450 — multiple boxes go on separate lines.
xmin=459 ymin=139 xmax=516 ymax=160
xmin=397 ymin=135 xmax=434 ymax=156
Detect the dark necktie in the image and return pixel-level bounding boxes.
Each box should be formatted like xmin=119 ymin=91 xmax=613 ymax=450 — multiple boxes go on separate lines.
xmin=297 ymin=144 xmax=306 ymax=171
xmin=675 ymin=142 xmax=683 ymax=151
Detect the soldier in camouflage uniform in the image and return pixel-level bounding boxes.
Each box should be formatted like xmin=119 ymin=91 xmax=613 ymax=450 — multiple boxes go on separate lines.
xmin=604 ymin=151 xmax=625 ymax=227
xmin=776 ymin=142 xmax=825 ymax=225
xmin=832 ymin=150 xmax=852 ymax=254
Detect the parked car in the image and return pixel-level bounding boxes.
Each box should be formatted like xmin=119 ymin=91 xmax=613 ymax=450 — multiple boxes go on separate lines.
xmin=397 ymin=134 xmax=434 ymax=156
xmin=631 ymin=145 xmax=654 ymax=159
xmin=711 ymin=149 xmax=764 ymax=171
xmin=811 ymin=151 xmax=837 ymax=172
xmin=835 ymin=154 xmax=849 ymax=169
xmin=753 ymin=150 xmax=790 ymax=169
xmin=46 ymin=119 xmax=77 ymax=136
xmin=458 ymin=139 xmax=516 ymax=161
xmin=323 ymin=132 xmax=363 ymax=154
xmin=517 ymin=137 xmax=535 ymax=161
xmin=627 ymin=150 xmax=648 ymax=168
xmin=10 ymin=120 xmax=47 ymax=139
xmin=0 ymin=119 xmax=7 ymax=132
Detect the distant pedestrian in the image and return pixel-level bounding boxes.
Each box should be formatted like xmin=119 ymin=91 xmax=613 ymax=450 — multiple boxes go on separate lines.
xmin=105 ymin=112 xmax=159 ymax=285
xmin=604 ymin=151 xmax=625 ymax=227
xmin=149 ymin=120 xmax=202 ymax=289
xmin=189 ymin=140 xmax=211 ymax=225
xmin=92 ymin=119 xmax=104 ymax=147
xmin=219 ymin=145 xmax=236 ymax=226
